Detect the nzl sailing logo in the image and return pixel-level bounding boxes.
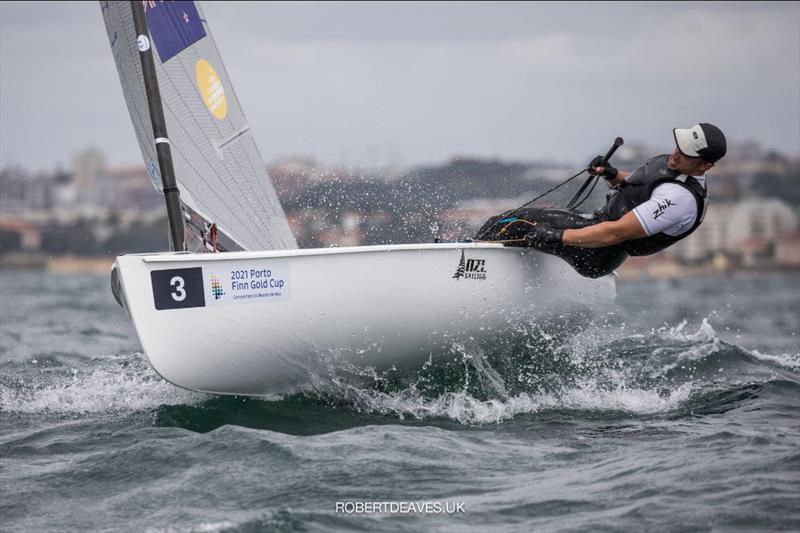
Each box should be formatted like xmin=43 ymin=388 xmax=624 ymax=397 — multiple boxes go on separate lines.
xmin=452 ymin=250 xmax=487 ymax=280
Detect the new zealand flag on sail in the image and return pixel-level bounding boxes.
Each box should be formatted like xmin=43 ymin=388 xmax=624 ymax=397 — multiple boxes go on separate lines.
xmin=144 ymin=0 xmax=206 ymax=62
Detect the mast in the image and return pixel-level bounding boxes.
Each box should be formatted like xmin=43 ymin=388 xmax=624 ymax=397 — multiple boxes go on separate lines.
xmin=130 ymin=0 xmax=185 ymax=252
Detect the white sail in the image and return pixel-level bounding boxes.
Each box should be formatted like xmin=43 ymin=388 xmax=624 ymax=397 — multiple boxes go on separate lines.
xmin=100 ymin=0 xmax=296 ymax=251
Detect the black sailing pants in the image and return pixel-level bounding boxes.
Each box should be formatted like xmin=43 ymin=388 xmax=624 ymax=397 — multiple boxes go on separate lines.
xmin=474 ymin=207 xmax=628 ymax=278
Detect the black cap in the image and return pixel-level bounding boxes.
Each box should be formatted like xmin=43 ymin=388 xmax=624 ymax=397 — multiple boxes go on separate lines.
xmin=673 ymin=123 xmax=727 ymax=163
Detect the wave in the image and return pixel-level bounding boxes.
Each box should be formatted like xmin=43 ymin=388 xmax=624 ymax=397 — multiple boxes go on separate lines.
xmin=747 ymin=349 xmax=800 ymax=371
xmin=320 ymin=381 xmax=697 ymax=425
xmin=2 ymin=320 xmax=797 ymax=430
xmin=300 ymin=319 xmax=798 ymax=424
xmin=0 ymin=353 xmax=205 ymax=417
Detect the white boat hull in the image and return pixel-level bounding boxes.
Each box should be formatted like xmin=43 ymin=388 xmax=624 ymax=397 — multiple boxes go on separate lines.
xmin=113 ymin=243 xmax=614 ymax=395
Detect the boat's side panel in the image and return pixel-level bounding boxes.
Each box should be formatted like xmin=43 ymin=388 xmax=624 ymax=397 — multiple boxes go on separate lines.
xmin=116 ymin=245 xmax=614 ymax=395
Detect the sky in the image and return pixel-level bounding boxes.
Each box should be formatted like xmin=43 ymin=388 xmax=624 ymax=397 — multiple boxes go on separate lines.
xmin=0 ymin=1 xmax=798 ymax=172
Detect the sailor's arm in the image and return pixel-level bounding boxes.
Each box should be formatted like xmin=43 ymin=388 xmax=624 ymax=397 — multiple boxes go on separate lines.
xmin=562 ymin=211 xmax=645 ymax=248
xmin=592 ymin=166 xmax=630 ymax=187
xmin=605 ymin=170 xmax=630 ymax=187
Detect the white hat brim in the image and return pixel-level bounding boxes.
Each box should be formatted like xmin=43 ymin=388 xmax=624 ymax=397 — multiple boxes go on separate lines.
xmin=674 ymin=128 xmax=700 ymax=157
xmin=673 ymin=125 xmax=708 ymax=158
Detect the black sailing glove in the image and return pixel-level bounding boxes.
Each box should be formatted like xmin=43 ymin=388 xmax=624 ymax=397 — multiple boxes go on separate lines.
xmin=589 ymin=155 xmax=604 ymax=170
xmin=524 ymin=223 xmax=564 ymax=253
xmin=588 ymin=155 xmax=619 ymax=181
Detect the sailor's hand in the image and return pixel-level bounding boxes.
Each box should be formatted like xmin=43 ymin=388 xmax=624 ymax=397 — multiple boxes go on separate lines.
xmin=524 ymin=223 xmax=563 ymax=253
xmin=588 ymin=155 xmax=619 ymax=181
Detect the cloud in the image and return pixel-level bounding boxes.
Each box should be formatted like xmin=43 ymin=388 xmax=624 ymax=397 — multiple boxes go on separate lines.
xmin=1 ymin=1 xmax=797 ymax=170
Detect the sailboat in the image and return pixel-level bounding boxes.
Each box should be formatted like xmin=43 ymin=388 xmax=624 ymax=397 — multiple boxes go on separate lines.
xmin=102 ymin=1 xmax=614 ymax=396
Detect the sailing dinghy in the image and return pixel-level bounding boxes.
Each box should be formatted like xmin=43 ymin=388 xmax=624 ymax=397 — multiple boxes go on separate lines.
xmin=102 ymin=1 xmax=614 ymax=396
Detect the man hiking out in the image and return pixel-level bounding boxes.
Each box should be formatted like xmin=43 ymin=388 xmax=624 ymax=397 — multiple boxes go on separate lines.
xmin=475 ymin=123 xmax=727 ymax=278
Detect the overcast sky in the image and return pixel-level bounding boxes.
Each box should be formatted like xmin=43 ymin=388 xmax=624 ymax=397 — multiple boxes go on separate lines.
xmin=1 ymin=1 xmax=798 ymax=171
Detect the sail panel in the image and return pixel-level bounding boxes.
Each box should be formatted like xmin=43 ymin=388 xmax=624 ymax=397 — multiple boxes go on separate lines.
xmin=100 ymin=1 xmax=297 ymax=251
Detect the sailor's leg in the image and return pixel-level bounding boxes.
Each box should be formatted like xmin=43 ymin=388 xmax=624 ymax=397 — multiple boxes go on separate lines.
xmin=475 ymin=207 xmax=592 ymax=242
xmin=474 ymin=210 xmax=517 ymax=240
xmin=477 ymin=207 xmax=627 ymax=277
xmin=531 ymin=208 xmax=597 ymax=230
xmin=558 ymin=244 xmax=628 ymax=278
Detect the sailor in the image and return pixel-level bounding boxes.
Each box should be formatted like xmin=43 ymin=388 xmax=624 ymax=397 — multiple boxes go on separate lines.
xmin=475 ymin=123 xmax=727 ymax=278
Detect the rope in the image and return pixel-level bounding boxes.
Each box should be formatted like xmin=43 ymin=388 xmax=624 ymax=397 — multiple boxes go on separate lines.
xmin=518 ymin=168 xmax=589 ymax=209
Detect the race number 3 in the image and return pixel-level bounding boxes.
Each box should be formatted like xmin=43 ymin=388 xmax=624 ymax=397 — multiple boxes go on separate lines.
xmin=170 ymin=276 xmax=186 ymax=301
xmin=151 ymin=267 xmax=205 ymax=310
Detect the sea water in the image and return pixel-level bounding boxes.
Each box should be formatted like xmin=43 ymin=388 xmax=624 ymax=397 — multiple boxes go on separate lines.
xmin=1 ymin=270 xmax=798 ymax=532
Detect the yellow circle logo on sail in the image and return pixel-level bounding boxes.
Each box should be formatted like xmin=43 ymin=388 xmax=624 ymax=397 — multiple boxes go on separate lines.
xmin=196 ymin=59 xmax=227 ymax=120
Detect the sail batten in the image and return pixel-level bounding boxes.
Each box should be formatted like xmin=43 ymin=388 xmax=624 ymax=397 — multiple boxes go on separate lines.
xmin=219 ymin=126 xmax=251 ymax=150
xmin=101 ymin=0 xmax=297 ymax=251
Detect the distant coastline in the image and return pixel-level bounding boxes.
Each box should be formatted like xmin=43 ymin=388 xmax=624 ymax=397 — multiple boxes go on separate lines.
xmin=0 ymin=253 xmax=114 ymax=275
xmin=615 ymin=261 xmax=798 ymax=281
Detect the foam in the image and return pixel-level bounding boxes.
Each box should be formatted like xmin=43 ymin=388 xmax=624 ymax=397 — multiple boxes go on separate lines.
xmin=343 ymin=385 xmax=692 ymax=425
xmin=331 ymin=375 xmax=694 ymax=425
xmin=654 ymin=318 xmax=719 ymax=344
xmin=747 ymin=349 xmax=800 ymax=370
xmin=0 ymin=354 xmax=205 ymax=416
